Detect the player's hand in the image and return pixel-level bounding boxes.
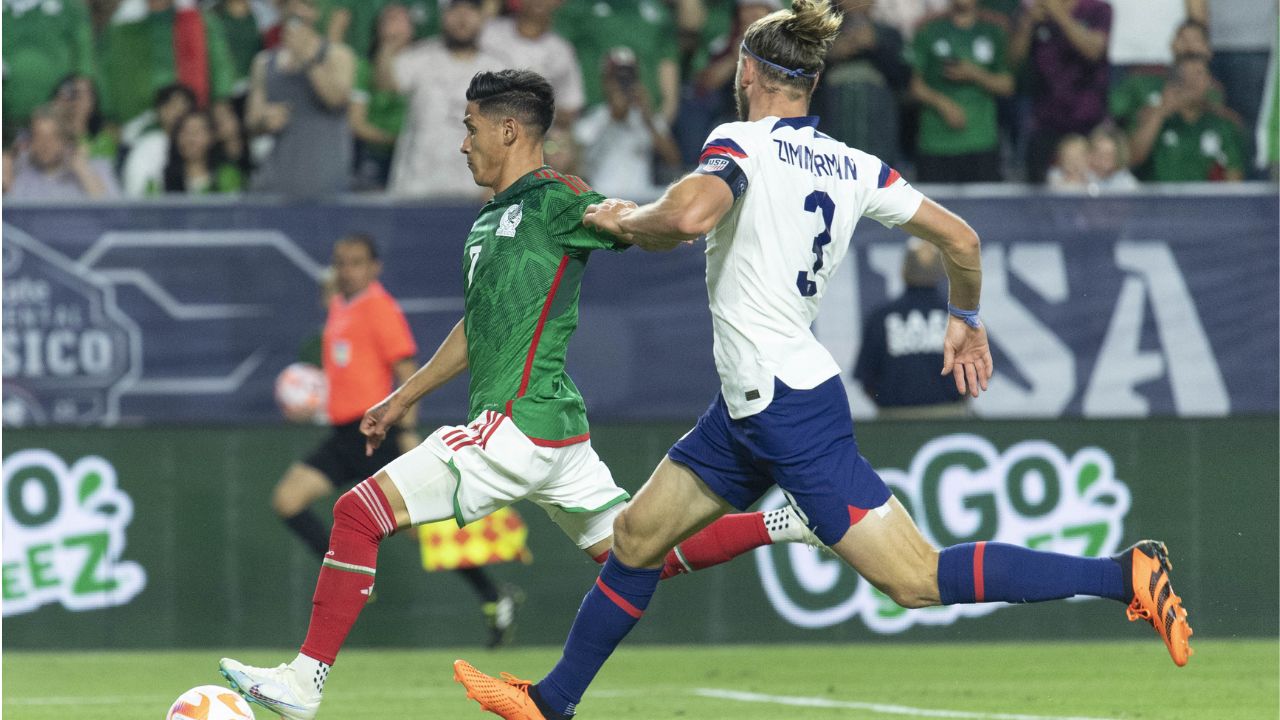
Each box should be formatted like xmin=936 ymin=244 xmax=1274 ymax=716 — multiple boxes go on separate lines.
xmin=361 ymin=395 xmax=407 ymax=456
xmin=583 ymin=198 xmax=638 ymax=242
xmin=941 ymin=315 xmax=993 ymax=398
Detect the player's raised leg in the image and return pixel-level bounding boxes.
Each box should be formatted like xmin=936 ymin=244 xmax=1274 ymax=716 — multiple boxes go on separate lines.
xmin=222 ymin=446 xmax=457 ymax=719
xmin=829 ymin=495 xmax=1193 ymax=665
xmin=455 ymin=457 xmax=731 ymax=720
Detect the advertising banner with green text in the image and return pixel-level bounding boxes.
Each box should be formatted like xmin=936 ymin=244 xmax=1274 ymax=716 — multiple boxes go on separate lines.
xmin=3 ymin=419 xmax=1274 ymax=649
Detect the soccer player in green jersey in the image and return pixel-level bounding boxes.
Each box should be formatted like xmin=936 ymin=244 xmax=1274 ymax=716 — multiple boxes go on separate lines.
xmin=220 ymin=69 xmax=818 ymax=720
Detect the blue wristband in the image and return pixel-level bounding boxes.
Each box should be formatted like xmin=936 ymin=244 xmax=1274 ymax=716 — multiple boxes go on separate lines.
xmin=947 ymin=303 xmax=982 ymax=329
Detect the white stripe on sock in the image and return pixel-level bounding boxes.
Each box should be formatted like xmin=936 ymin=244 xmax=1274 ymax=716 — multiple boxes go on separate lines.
xmin=322 ymin=557 xmax=377 ymax=575
xmin=351 ymin=484 xmax=387 ymax=536
xmin=672 ymin=545 xmax=694 ymax=574
xmin=354 ymin=482 xmax=393 ymax=537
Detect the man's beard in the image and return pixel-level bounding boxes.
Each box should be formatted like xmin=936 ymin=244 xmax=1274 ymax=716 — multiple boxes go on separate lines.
xmin=443 ymin=33 xmax=477 ymax=51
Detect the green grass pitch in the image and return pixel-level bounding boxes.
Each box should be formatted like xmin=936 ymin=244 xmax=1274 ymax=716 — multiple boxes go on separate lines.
xmin=5 ymin=640 xmax=1276 ymax=719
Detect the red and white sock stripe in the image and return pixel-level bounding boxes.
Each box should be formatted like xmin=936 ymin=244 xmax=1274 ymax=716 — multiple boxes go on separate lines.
xmin=352 ymin=479 xmax=396 ymax=538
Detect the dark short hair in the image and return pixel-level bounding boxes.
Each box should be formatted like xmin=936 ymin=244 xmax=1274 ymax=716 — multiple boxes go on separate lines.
xmin=336 ymin=233 xmax=380 ymax=260
xmin=465 ymin=70 xmax=556 ymax=137
xmin=154 ymin=83 xmax=197 ymax=110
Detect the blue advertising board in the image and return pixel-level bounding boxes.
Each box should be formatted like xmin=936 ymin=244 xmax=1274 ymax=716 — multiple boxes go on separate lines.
xmin=3 ymin=188 xmax=1276 ymax=425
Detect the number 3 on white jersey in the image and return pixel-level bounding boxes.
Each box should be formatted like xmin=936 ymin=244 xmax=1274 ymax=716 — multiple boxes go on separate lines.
xmin=797 ymin=190 xmax=834 ymax=297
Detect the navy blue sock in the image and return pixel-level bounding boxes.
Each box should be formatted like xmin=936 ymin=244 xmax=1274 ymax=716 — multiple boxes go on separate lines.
xmin=937 ymin=542 xmax=1126 ymax=604
xmin=536 ymin=555 xmax=661 ymax=717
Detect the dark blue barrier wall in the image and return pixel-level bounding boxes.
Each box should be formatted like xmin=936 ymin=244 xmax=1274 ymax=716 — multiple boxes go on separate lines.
xmin=3 ymin=188 xmax=1276 ymax=426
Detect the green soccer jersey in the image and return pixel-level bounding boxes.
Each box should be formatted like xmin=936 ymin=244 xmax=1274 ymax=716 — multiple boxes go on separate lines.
xmin=2 ymin=0 xmax=94 ymax=129
xmin=353 ymin=58 xmax=406 ymax=160
xmin=910 ymin=15 xmax=1009 ymax=156
xmin=1149 ymin=110 xmax=1245 ymax=182
xmin=216 ymin=7 xmax=263 ymax=86
xmin=462 ymin=167 xmax=627 ymax=443
xmin=556 ymin=0 xmax=679 ymax=111
xmin=97 ymin=8 xmax=237 ymax=123
xmin=1109 ymin=71 xmax=1225 ymax=130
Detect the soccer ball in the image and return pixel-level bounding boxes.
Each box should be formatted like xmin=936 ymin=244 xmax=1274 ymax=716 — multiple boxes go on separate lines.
xmin=166 ymin=685 xmax=255 ymax=719
xmin=274 ymin=362 xmax=328 ymax=421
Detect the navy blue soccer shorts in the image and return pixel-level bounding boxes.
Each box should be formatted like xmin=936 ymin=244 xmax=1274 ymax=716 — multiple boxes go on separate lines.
xmin=667 ymin=375 xmax=891 ymax=546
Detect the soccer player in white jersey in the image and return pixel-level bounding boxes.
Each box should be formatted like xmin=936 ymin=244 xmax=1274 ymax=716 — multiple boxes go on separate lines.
xmin=455 ymin=3 xmax=1193 ymax=717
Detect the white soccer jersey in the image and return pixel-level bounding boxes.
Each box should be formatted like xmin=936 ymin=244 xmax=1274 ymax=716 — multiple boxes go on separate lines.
xmin=694 ymin=116 xmax=924 ymax=418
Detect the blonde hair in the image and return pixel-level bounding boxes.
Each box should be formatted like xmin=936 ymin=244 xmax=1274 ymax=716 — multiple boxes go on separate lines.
xmin=742 ymin=0 xmax=843 ymax=97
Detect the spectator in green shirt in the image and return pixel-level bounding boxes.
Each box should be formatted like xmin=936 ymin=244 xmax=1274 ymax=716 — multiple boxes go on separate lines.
xmin=162 ymin=110 xmax=244 ymax=194
xmin=1110 ymin=20 xmax=1220 ymax=131
xmin=2 ymin=0 xmax=95 ymax=139
xmin=556 ymin=0 xmax=682 ymax=123
xmin=212 ymin=0 xmax=266 ymax=94
xmin=908 ymin=0 xmax=1014 ymax=182
xmin=349 ymin=4 xmax=413 ymax=190
xmin=97 ymin=0 xmax=238 ymax=125
xmin=1129 ymin=55 xmax=1245 ymax=182
xmin=48 ymin=74 xmax=119 ymax=163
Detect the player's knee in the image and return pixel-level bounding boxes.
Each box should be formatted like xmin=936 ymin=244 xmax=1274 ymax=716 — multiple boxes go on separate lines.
xmin=333 ymin=480 xmax=400 ymax=538
xmin=610 ymin=509 xmax=662 ymax=567
xmin=331 ymin=490 xmax=359 ymax=524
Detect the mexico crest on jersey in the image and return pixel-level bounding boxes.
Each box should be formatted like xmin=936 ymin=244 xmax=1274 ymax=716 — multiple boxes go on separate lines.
xmin=497 ymin=203 xmax=523 ymax=237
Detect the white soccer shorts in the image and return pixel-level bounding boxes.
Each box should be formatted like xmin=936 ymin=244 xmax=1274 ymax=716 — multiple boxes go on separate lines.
xmin=382 ymin=410 xmax=630 ymax=549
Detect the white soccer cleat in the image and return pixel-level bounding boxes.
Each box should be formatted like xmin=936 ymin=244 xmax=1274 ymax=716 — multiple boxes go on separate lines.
xmin=763 ymin=505 xmax=831 ymax=554
xmin=220 ymin=657 xmax=321 ymax=720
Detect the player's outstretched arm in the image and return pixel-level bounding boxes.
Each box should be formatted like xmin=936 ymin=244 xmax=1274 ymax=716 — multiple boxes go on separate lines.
xmin=361 ymin=318 xmax=468 ymax=455
xmin=899 ymin=198 xmax=993 ymax=398
xmin=585 ymin=173 xmax=734 ymax=252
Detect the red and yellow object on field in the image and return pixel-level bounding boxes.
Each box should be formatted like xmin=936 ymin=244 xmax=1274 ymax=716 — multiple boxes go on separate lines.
xmin=416 ymin=507 xmax=532 ymax=571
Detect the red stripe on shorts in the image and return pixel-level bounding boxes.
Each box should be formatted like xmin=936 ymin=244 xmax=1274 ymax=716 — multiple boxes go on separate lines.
xmin=480 ymin=415 xmax=506 ymax=448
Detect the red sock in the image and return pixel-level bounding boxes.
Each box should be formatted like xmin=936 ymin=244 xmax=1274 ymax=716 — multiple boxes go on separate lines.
xmin=660 ymin=512 xmax=770 ymax=579
xmin=300 ymin=479 xmax=398 ymax=665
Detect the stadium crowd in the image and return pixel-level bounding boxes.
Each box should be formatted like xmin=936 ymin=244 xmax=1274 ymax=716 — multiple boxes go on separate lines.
xmin=3 ymin=0 xmax=1276 ymax=200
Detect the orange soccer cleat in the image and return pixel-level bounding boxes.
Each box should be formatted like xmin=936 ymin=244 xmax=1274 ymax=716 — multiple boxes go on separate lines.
xmin=454 ymin=659 xmax=547 ymax=720
xmin=1119 ymin=540 xmax=1194 ymax=666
